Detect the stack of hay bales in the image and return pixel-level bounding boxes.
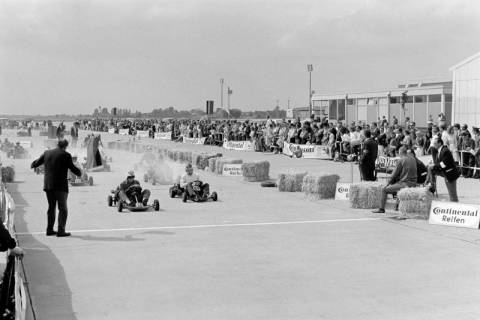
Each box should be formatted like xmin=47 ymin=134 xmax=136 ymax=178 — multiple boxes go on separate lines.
xmin=191 ymin=152 xmax=201 ymax=168
xmin=167 ymin=150 xmax=175 ymax=161
xmin=397 ymin=186 xmax=433 ymax=219
xmin=198 ymin=154 xmax=218 ymax=170
xmin=349 ymin=182 xmax=384 ymax=209
xmin=277 ymin=171 xmax=308 ymax=192
xmin=215 ymin=158 xmax=243 ymax=175
xmin=302 ymin=174 xmax=340 ymax=199
xmin=1 ymin=166 xmax=15 ymax=183
xmin=241 ymin=161 xmax=270 ymax=182
xmin=173 ymin=150 xmax=181 ymax=162
xmin=208 ymin=158 xmax=217 ymax=173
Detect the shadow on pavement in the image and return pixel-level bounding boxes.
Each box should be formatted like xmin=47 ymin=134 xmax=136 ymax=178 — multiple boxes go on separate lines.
xmin=8 ymin=182 xmax=78 ymax=320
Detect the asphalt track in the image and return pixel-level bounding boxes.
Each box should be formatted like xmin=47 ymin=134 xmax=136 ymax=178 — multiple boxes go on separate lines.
xmin=3 ymin=129 xmax=480 ymax=320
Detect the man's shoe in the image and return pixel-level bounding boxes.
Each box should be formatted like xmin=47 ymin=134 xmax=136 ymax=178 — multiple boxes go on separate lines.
xmin=46 ymin=230 xmax=57 ymax=236
xmin=372 ymin=209 xmax=385 ymax=213
xmin=56 ymin=232 xmax=71 ymax=237
xmin=428 ymin=184 xmax=436 ymax=194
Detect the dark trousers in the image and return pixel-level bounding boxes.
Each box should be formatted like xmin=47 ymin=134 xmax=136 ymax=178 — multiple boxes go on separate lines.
xmin=45 ymin=191 xmax=69 ymax=233
xmin=427 ymin=167 xmax=459 ymax=202
xmin=359 ymin=162 xmax=376 ymax=181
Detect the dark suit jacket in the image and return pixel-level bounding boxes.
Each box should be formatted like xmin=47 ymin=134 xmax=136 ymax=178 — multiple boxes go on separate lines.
xmin=0 ymin=223 xmax=17 ymax=252
xmin=31 ymin=148 xmax=82 ymax=192
xmin=433 ymin=146 xmax=459 ymax=181
xmin=360 ymin=138 xmax=378 ymax=164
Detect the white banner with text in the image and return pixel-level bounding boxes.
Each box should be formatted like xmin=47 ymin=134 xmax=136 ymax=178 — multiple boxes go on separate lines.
xmin=282 ymin=142 xmax=330 ymax=159
xmin=428 ymin=201 xmax=480 ymax=229
xmin=154 ymin=131 xmax=172 ymax=140
xmin=223 ymin=139 xmax=254 ymax=151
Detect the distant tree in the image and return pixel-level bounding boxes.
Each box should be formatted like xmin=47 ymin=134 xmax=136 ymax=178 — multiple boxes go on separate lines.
xmin=229 ymin=108 xmax=242 ymax=119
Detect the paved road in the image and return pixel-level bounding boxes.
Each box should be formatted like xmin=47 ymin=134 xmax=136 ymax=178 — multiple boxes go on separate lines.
xmin=2 ymin=130 xmax=480 ymax=320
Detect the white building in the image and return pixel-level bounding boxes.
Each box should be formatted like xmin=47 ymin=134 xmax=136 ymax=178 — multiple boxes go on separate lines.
xmin=450 ymin=52 xmax=480 ymax=128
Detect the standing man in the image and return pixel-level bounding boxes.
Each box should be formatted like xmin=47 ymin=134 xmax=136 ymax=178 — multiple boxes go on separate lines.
xmin=426 ymin=138 xmax=459 ymax=202
xmin=372 ymin=147 xmax=417 ymax=213
xmin=31 ymin=139 xmax=82 ymax=237
xmin=70 ymin=122 xmax=79 ymax=148
xmin=359 ymin=129 xmax=378 ymax=181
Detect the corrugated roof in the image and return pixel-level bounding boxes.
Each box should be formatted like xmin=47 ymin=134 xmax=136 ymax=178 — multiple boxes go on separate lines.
xmin=449 ymin=51 xmax=480 ymax=71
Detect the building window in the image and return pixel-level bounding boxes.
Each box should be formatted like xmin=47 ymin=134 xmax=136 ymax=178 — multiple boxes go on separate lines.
xmin=445 ymin=93 xmax=452 ymax=102
xmin=338 ymin=99 xmax=345 ymax=121
xmin=329 ymin=100 xmax=337 ymax=120
xmin=406 ymin=96 xmax=413 ymax=103
xmin=428 ymin=94 xmax=441 ymax=102
xmin=347 ymin=99 xmax=355 ymax=105
xmin=367 ymin=98 xmax=378 ymax=105
xmin=414 ymin=95 xmax=426 ymax=103
xmin=320 ymin=100 xmax=329 ymax=107
xmin=390 ymin=97 xmax=401 ymax=104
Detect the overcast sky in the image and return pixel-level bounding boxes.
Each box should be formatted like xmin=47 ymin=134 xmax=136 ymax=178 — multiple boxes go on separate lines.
xmin=1 ymin=0 xmax=479 ymax=115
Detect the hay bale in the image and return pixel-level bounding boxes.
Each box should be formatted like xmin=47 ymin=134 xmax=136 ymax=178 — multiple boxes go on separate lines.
xmin=208 ymin=158 xmax=217 ymax=173
xmin=242 ymin=161 xmax=270 ymax=182
xmin=192 ymin=152 xmax=202 ymax=168
xmin=302 ymin=174 xmax=340 ymax=199
xmin=167 ymin=150 xmax=174 ymax=161
xmin=349 ymin=182 xmax=384 ymax=209
xmin=184 ymin=151 xmax=192 ymax=164
xmin=198 ymin=154 xmax=218 ymax=170
xmin=216 ymin=158 xmax=243 ymax=175
xmin=106 ymin=141 xmax=116 ymax=149
xmin=397 ymin=187 xmax=433 ymax=219
xmin=173 ymin=150 xmax=181 ymax=162
xmin=277 ymin=172 xmax=308 ymax=192
xmin=1 ymin=166 xmax=15 ymax=183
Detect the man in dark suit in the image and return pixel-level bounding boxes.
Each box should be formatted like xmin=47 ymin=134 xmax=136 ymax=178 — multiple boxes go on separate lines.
xmin=31 ymin=139 xmax=82 ymax=237
xmin=359 ymin=129 xmax=378 ymax=181
xmin=427 ymin=138 xmax=460 ymax=202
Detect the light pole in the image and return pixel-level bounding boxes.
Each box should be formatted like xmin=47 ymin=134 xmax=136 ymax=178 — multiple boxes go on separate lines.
xmin=307 ymin=64 xmax=313 ymax=117
xmin=220 ymin=78 xmax=224 ymax=112
xmin=227 ymin=86 xmax=233 ymax=119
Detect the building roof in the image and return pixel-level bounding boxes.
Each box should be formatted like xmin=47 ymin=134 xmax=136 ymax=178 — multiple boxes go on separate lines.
xmin=449 ymin=51 xmax=480 ymax=71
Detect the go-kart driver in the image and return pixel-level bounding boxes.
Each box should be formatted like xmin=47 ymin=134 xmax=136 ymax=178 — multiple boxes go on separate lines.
xmin=119 ymin=171 xmax=151 ymax=206
xmin=180 ymin=163 xmax=209 ymax=197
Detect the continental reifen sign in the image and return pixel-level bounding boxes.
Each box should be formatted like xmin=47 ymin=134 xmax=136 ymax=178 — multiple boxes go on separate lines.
xmin=428 ymin=201 xmax=480 ymax=229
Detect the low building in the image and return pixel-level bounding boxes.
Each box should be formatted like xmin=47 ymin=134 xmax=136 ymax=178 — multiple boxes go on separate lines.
xmin=294 ymin=81 xmax=452 ymax=127
xmin=450 ymin=52 xmax=480 ymax=129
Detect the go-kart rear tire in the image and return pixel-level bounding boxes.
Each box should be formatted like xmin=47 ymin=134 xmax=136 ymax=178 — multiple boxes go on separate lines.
xmin=88 ymin=176 xmax=94 ymax=186
xmin=117 ymin=202 xmax=123 ymax=212
xmin=211 ymin=192 xmax=218 ymax=201
xmin=107 ymin=195 xmax=113 ymax=207
xmin=182 ymin=192 xmax=188 ymax=203
xmin=153 ymin=199 xmax=160 ymax=211
xmin=169 ymin=188 xmax=175 ymax=198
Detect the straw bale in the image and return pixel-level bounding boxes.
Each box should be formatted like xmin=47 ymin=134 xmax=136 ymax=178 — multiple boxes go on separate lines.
xmin=349 ymin=182 xmax=384 ymax=209
xmin=278 ymin=172 xmax=308 ymax=192
xmin=241 ymin=161 xmax=270 ymax=182
xmin=1 ymin=166 xmax=15 ymax=183
xmin=302 ymin=174 xmax=340 ymax=199
xmin=397 ymin=186 xmax=433 ymax=219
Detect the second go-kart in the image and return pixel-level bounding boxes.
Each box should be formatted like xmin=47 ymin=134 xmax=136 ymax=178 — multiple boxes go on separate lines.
xmin=69 ymin=171 xmax=94 ymax=186
xmin=171 ymin=181 xmax=218 ymax=203
xmin=107 ymin=185 xmax=160 ymax=212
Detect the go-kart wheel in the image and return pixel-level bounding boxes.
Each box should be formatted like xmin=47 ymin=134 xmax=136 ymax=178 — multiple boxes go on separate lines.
xmin=153 ymin=199 xmax=160 ymax=211
xmin=169 ymin=188 xmax=175 ymax=198
xmin=211 ymin=192 xmax=218 ymax=202
xmin=117 ymin=202 xmax=123 ymax=212
xmin=182 ymin=192 xmax=188 ymax=203
xmin=88 ymin=176 xmax=94 ymax=186
xmin=107 ymin=195 xmax=113 ymax=207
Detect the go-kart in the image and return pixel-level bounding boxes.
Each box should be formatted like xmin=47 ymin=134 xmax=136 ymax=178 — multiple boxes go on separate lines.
xmin=68 ymin=171 xmax=94 ymax=186
xmin=107 ymin=185 xmax=160 ymax=212
xmin=172 ymin=181 xmax=218 ymax=202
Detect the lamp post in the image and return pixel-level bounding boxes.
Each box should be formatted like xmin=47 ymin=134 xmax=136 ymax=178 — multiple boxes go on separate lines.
xmin=220 ymin=78 xmax=224 ymax=112
xmin=227 ymin=86 xmax=233 ymax=119
xmin=307 ymin=64 xmax=313 ymax=117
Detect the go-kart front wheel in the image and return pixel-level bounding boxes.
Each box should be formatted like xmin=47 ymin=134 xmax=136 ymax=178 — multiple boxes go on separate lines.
xmin=107 ymin=195 xmax=113 ymax=207
xmin=169 ymin=188 xmax=175 ymax=198
xmin=211 ymin=192 xmax=218 ymax=202
xmin=182 ymin=192 xmax=188 ymax=203
xmin=117 ymin=202 xmax=123 ymax=212
xmin=88 ymin=176 xmax=94 ymax=186
xmin=153 ymin=199 xmax=160 ymax=211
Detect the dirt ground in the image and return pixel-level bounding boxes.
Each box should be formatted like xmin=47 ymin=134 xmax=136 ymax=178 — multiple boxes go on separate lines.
xmin=1 ymin=129 xmax=480 ymax=320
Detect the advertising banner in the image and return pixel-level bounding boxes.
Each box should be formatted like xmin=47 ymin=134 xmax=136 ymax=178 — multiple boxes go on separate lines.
xmin=282 ymin=142 xmax=330 ymax=159
xmin=136 ymin=130 xmax=150 ymax=138
xmin=223 ymin=139 xmax=254 ymax=151
xmin=154 ymin=131 xmax=172 ymax=140
xmin=182 ymin=136 xmax=206 ymax=145
xmin=118 ymin=129 xmax=129 ymax=135
xmin=428 ymin=201 xmax=480 ymax=229
xmin=375 ymin=156 xmax=400 ymax=172
xmin=222 ymin=164 xmax=243 ymax=176
xmin=335 ymin=183 xmax=351 ymax=200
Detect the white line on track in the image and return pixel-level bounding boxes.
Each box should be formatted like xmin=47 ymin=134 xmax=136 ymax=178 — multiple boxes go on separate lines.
xmin=15 ymin=217 xmax=381 ymax=236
